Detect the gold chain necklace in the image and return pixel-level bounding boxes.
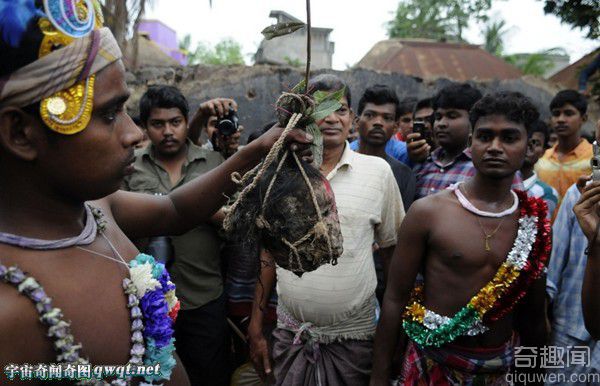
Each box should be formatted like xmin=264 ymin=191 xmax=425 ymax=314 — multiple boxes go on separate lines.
xmin=476 ymin=216 xmax=506 ymax=252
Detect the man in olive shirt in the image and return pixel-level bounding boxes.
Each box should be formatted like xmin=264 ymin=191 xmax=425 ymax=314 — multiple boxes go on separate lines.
xmin=124 ymin=85 xmax=234 ymax=386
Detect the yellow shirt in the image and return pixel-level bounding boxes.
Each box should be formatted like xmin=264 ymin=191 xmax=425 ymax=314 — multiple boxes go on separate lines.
xmin=535 ymin=139 xmax=592 ymax=199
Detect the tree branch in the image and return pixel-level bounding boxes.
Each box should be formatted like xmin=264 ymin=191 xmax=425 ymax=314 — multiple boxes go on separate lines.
xmin=304 ymin=0 xmax=311 ymax=94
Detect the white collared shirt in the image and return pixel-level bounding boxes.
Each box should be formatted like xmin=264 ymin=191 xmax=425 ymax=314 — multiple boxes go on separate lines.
xmin=276 ymin=143 xmax=405 ymax=326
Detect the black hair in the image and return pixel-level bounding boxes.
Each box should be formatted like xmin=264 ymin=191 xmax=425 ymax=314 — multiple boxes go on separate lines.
xmin=469 ymin=91 xmax=540 ymax=136
xmin=549 ymin=89 xmax=588 ymax=115
xmin=247 ymin=121 xmax=276 ymax=144
xmin=530 ymin=120 xmax=550 ymax=147
xmin=139 ymin=85 xmax=189 ymax=127
xmin=227 ymin=153 xmax=342 ymax=275
xmin=433 ymin=83 xmax=483 ymax=112
xmin=357 ymin=85 xmax=401 ymax=118
xmin=398 ymin=97 xmax=418 ymax=117
xmin=414 ymin=97 xmax=433 ymax=114
xmin=308 ymin=74 xmax=351 ymax=106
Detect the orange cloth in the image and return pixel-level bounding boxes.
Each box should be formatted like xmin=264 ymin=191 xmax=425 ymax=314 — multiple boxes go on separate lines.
xmin=535 ymin=139 xmax=592 ymax=199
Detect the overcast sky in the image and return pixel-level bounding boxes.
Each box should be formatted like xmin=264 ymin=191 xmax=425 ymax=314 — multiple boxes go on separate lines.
xmin=146 ymin=0 xmax=598 ymax=70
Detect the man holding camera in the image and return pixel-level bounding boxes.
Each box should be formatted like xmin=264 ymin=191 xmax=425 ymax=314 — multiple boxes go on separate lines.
xmin=123 ymin=85 xmax=233 ymax=386
xmin=189 ymin=98 xmax=242 ymax=159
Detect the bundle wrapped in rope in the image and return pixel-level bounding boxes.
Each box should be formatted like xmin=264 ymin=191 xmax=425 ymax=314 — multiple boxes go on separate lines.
xmin=223 ymin=89 xmax=345 ymax=276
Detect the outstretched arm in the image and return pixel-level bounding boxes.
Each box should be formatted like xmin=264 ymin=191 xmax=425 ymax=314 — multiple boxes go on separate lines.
xmin=370 ymin=200 xmax=430 ymax=385
xmin=105 ymin=126 xmax=312 ymax=239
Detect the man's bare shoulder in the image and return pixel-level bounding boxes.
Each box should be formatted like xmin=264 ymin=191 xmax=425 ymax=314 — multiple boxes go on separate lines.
xmin=407 ymin=189 xmax=457 ymax=217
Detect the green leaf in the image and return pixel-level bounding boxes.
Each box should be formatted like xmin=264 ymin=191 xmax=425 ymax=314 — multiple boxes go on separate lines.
xmin=291 ymin=79 xmax=306 ymax=94
xmin=311 ymin=99 xmax=342 ymax=121
xmin=312 ymin=90 xmax=329 ymax=105
xmin=305 ymin=122 xmax=323 ymax=167
xmin=261 ymin=21 xmax=305 ymax=40
xmin=326 ymin=87 xmax=346 ymax=103
xmin=313 ymin=87 xmax=346 ymax=105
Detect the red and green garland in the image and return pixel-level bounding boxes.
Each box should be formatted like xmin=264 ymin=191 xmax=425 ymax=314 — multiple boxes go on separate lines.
xmin=403 ymin=191 xmax=550 ymax=347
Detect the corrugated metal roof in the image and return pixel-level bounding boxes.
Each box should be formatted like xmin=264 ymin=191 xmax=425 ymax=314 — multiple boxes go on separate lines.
xmin=550 ymin=48 xmax=600 ymax=89
xmin=356 ymin=39 xmax=523 ymax=81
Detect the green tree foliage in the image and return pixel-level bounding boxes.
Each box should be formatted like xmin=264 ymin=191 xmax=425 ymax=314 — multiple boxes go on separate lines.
xmin=387 ymin=0 xmax=495 ymax=41
xmin=482 ymin=18 xmax=509 ymax=56
xmin=180 ymin=37 xmax=245 ymax=66
xmin=542 ymin=0 xmax=599 ymax=39
xmin=504 ymin=47 xmax=568 ymax=77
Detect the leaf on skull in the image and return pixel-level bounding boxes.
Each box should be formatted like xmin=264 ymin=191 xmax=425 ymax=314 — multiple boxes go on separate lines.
xmin=312 ymin=90 xmax=329 ymax=105
xmin=306 ymin=122 xmax=323 ymax=167
xmin=311 ymin=99 xmax=342 ymax=122
xmin=313 ymin=87 xmax=346 ymax=105
xmin=291 ymin=79 xmax=307 ymax=94
xmin=261 ymin=21 xmax=306 ymax=40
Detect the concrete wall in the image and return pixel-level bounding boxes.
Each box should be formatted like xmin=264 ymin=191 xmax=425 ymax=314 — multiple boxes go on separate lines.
xmin=126 ymin=64 xmax=599 ymax=141
xmin=256 ymin=27 xmax=334 ymax=69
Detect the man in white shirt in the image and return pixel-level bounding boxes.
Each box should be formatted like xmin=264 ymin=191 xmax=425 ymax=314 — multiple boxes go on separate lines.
xmin=247 ymin=74 xmax=405 ymax=386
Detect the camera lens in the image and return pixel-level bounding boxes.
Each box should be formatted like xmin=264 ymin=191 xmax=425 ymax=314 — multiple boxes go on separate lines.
xmin=215 ymin=107 xmax=239 ymax=137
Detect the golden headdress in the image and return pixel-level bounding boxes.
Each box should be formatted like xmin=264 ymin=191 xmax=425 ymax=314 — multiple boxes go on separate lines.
xmin=0 ymin=0 xmax=122 ymax=135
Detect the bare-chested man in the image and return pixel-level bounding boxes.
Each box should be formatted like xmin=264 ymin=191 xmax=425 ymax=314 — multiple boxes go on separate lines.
xmin=0 ymin=2 xmax=310 ymax=385
xmin=371 ymin=91 xmax=549 ymax=385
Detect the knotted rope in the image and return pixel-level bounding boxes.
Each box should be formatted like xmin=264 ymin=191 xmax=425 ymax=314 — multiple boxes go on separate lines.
xmin=223 ymin=112 xmax=338 ymax=273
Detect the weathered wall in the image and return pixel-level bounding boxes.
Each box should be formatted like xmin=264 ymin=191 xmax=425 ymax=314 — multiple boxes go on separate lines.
xmin=126 ymin=64 xmax=599 ymax=141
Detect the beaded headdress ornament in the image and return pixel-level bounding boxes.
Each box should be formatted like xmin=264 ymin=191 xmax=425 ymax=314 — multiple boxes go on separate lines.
xmin=39 ymin=0 xmax=103 ymax=135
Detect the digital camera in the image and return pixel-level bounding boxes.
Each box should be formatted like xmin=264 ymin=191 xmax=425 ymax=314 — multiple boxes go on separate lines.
xmin=215 ymin=107 xmax=239 ymax=137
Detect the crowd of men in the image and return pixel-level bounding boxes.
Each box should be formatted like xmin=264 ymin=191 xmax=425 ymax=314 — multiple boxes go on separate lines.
xmin=116 ymin=77 xmax=600 ymax=386
xmin=1 ymin=2 xmax=600 ymax=386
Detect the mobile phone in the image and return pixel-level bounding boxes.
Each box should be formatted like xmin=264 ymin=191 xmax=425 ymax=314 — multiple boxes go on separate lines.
xmin=412 ymin=122 xmax=425 ymax=137
xmin=592 ymin=141 xmax=600 ymax=181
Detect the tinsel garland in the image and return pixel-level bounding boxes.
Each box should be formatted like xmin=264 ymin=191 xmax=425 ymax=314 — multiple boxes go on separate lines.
xmin=402 ymin=192 xmax=550 ymax=348
xmin=485 ymin=192 xmax=550 ymax=322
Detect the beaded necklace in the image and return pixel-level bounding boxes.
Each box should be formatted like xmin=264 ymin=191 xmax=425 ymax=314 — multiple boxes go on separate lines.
xmin=0 ymin=206 xmax=179 ymax=385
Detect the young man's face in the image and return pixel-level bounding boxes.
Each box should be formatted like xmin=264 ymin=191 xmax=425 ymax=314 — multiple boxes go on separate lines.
xmin=523 ymin=132 xmax=546 ymax=168
xmin=319 ymin=96 xmax=353 ymax=150
xmin=205 ymin=115 xmax=218 ymax=139
xmin=550 ymin=103 xmax=586 ymax=139
xmin=471 ymin=114 xmax=528 ymax=179
xmin=414 ymin=107 xmax=434 ymax=133
xmin=37 ymin=61 xmax=143 ymax=200
xmin=434 ymin=108 xmax=471 ymax=151
xmin=145 ymin=107 xmax=188 ymax=157
xmin=548 ymin=131 xmax=558 ymax=148
xmin=357 ymin=102 xmax=397 ymax=147
xmin=397 ymin=112 xmax=412 ymax=138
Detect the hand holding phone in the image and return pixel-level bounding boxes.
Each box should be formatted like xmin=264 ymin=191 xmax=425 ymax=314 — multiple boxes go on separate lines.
xmin=592 ymin=141 xmax=600 ymax=181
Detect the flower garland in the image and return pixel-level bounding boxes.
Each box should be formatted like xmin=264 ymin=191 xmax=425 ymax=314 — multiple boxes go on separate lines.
xmin=402 ymin=192 xmax=550 ymax=348
xmin=129 ymin=254 xmax=180 ymax=384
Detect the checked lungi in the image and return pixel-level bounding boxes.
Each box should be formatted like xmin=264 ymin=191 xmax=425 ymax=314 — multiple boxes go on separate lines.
xmin=400 ymin=334 xmax=518 ymax=385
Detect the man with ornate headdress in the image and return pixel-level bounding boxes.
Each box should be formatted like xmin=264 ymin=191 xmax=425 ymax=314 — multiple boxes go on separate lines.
xmin=0 ymin=1 xmax=311 ymax=384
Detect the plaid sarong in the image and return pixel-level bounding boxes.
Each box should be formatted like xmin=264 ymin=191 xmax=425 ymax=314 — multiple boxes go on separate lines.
xmin=400 ymin=335 xmax=518 ymax=385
